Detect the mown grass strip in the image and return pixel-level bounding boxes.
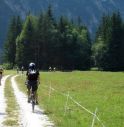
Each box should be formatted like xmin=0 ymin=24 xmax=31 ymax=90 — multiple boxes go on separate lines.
xmin=3 ymin=76 xmax=20 ymax=127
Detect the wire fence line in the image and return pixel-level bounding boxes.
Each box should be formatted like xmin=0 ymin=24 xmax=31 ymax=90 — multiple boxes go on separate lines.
xmin=91 ymin=108 xmax=98 ymax=127
xmin=42 ymin=83 xmax=106 ymax=127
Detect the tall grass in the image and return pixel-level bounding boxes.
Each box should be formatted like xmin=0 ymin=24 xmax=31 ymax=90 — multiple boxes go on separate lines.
xmin=15 ymin=71 xmax=124 ymax=127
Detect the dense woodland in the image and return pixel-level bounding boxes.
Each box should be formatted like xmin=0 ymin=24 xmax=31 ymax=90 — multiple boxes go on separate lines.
xmin=3 ymin=6 xmax=124 ymax=71
xmin=93 ymin=12 xmax=124 ymax=71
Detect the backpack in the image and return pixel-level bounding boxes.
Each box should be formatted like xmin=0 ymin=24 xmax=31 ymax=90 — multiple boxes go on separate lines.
xmin=27 ymin=69 xmax=38 ymax=81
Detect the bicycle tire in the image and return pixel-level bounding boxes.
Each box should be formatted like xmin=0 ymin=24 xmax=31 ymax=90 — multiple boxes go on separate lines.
xmin=32 ymin=100 xmax=35 ymax=112
xmin=31 ymin=94 xmax=35 ymax=112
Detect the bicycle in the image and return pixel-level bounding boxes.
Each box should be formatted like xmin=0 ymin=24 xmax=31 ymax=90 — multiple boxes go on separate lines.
xmin=30 ymin=88 xmax=36 ymax=113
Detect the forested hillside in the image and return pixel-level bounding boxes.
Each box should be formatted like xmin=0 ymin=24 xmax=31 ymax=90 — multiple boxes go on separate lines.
xmin=4 ymin=5 xmax=124 ymax=71
xmin=1 ymin=0 xmax=124 ymax=48
xmin=93 ymin=12 xmax=124 ymax=71
xmin=4 ymin=7 xmax=91 ymax=70
xmin=2 ymin=0 xmax=124 ymax=71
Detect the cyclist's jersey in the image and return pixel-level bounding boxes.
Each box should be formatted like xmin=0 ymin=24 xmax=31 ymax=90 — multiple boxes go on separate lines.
xmin=26 ymin=69 xmax=39 ymax=81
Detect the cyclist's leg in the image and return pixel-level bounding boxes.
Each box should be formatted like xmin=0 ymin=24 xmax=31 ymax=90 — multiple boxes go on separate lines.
xmin=32 ymin=84 xmax=38 ymax=104
xmin=33 ymin=90 xmax=38 ymax=104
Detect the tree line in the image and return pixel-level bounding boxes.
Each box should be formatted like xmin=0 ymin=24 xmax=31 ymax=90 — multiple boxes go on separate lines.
xmin=3 ymin=7 xmax=124 ymax=71
xmin=92 ymin=12 xmax=124 ymax=71
xmin=4 ymin=6 xmax=91 ymax=70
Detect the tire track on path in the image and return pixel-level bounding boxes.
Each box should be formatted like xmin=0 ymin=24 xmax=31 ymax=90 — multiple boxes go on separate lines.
xmin=11 ymin=75 xmax=54 ymax=127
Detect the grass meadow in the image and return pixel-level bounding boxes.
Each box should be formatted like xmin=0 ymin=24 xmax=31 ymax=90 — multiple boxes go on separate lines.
xmin=9 ymin=70 xmax=124 ymax=127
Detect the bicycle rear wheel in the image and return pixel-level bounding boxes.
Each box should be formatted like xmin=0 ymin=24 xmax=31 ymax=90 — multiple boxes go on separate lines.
xmin=31 ymin=94 xmax=35 ymax=112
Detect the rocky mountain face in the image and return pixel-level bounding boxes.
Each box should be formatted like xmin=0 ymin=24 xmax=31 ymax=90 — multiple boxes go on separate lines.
xmin=0 ymin=0 xmax=124 ymax=48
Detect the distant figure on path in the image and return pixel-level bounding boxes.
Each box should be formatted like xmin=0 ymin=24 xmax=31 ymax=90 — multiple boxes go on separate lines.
xmin=49 ymin=66 xmax=52 ymax=72
xmin=17 ymin=67 xmax=19 ymax=74
xmin=53 ymin=67 xmax=56 ymax=72
xmin=0 ymin=67 xmax=3 ymax=85
xmin=21 ymin=66 xmax=24 ymax=74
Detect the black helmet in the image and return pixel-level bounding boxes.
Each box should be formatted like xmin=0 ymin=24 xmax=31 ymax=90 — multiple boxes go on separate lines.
xmin=29 ymin=62 xmax=35 ymax=70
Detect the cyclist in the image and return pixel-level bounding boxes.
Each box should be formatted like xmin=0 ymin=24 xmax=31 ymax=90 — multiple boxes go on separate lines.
xmin=26 ymin=63 xmax=40 ymax=104
xmin=49 ymin=66 xmax=52 ymax=72
xmin=21 ymin=66 xmax=24 ymax=74
xmin=0 ymin=67 xmax=3 ymax=86
xmin=16 ymin=66 xmax=19 ymax=74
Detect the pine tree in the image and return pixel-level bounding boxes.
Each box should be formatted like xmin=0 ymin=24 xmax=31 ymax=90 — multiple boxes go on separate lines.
xmin=93 ymin=12 xmax=124 ymax=71
xmin=57 ymin=16 xmax=91 ymax=70
xmin=39 ymin=7 xmax=57 ymax=69
xmin=75 ymin=26 xmax=91 ymax=70
xmin=16 ymin=15 xmax=36 ymax=68
xmin=4 ymin=16 xmax=22 ymax=66
xmin=36 ymin=13 xmax=44 ymax=68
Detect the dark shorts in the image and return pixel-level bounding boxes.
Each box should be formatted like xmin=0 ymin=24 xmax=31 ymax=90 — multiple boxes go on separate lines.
xmin=27 ymin=80 xmax=38 ymax=92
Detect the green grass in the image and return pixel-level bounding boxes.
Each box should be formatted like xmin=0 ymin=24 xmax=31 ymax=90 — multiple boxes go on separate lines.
xmin=15 ymin=71 xmax=124 ymax=127
xmin=3 ymin=76 xmax=19 ymax=126
xmin=3 ymin=70 xmax=18 ymax=75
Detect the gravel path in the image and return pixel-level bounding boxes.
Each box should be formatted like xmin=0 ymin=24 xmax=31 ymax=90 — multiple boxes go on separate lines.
xmin=11 ymin=75 xmax=54 ymax=127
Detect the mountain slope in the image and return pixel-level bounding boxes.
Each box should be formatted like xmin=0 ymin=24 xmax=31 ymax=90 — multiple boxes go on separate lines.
xmin=0 ymin=0 xmax=124 ymax=48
